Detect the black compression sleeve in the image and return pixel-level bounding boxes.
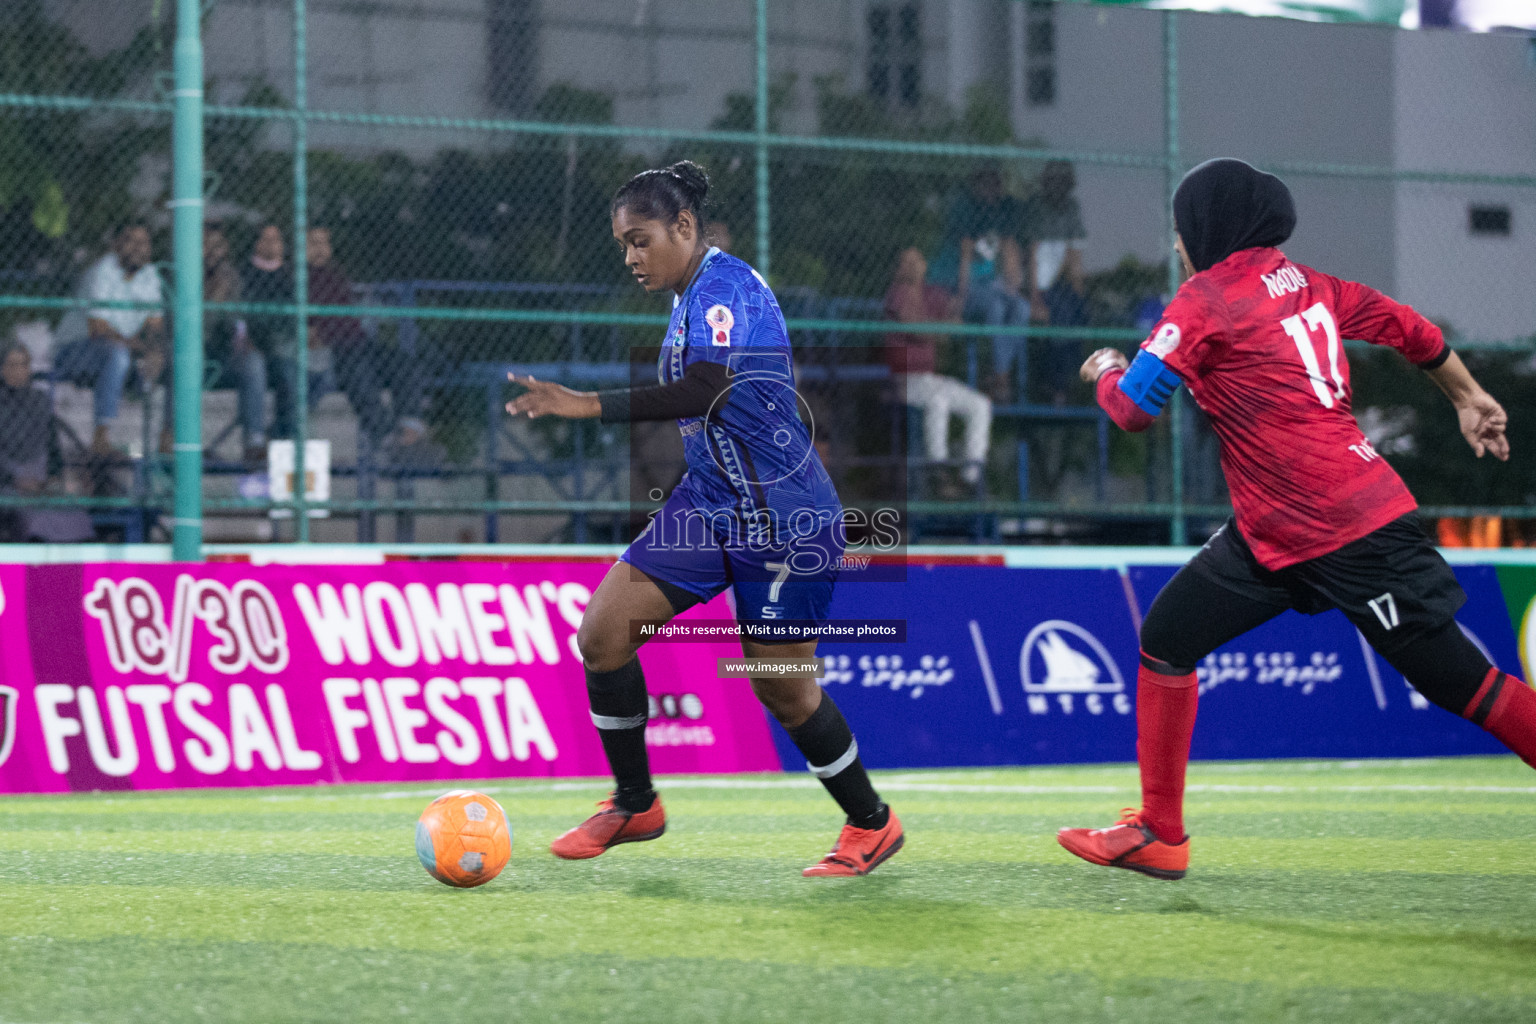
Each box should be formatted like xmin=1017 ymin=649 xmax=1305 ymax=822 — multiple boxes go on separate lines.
xmin=597 ymin=360 xmax=730 ymax=423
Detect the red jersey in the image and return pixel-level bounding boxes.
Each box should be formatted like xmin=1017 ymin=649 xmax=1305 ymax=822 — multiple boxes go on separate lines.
xmin=1099 ymin=247 xmax=1445 ymax=570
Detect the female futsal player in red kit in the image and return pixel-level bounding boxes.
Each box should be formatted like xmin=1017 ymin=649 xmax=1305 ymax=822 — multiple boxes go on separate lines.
xmin=1058 ymin=158 xmax=1535 ymax=880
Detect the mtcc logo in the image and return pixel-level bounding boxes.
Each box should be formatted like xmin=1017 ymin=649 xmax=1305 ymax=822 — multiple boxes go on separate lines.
xmin=1019 ymin=620 xmax=1131 ymax=716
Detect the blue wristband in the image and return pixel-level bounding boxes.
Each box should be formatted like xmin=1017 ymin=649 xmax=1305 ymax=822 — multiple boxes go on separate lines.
xmin=1117 ymin=350 xmax=1181 ymax=416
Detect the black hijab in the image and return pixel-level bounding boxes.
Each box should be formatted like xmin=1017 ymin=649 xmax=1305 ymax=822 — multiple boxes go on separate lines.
xmin=1173 ymin=158 xmax=1296 ymax=273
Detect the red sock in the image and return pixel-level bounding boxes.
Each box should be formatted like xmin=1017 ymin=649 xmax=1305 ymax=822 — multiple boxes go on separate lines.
xmin=1462 ymin=668 xmax=1536 ymax=769
xmin=1136 ymin=653 xmax=1199 ymax=844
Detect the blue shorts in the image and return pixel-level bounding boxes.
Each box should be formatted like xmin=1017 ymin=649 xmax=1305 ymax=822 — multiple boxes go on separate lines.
xmin=620 ymin=488 xmax=844 ymax=643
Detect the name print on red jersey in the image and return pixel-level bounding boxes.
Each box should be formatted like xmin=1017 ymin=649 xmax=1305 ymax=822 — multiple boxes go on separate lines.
xmin=1262 ymin=264 xmax=1308 ymax=299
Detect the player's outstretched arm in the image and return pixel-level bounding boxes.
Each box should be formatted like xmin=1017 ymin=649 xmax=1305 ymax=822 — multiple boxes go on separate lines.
xmin=508 ymin=363 xmax=731 ymax=423
xmin=1082 ymin=347 xmax=1158 ymax=433
xmin=1425 ymin=351 xmax=1510 ymax=461
xmin=505 ymin=374 xmax=602 ymax=419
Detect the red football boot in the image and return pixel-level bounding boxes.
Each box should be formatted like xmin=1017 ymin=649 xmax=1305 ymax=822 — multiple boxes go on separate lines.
xmin=1057 ymin=808 xmax=1189 ymax=880
xmin=803 ymin=809 xmax=904 ymax=877
xmin=549 ymin=794 xmax=666 ymax=860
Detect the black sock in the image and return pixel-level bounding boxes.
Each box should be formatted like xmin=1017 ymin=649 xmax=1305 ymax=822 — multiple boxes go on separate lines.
xmin=787 ymin=691 xmax=888 ymax=829
xmin=587 ymin=657 xmax=654 ymax=813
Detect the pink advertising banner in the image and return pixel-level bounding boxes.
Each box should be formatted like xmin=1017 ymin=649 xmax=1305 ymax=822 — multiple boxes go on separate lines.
xmin=0 ymin=563 xmax=782 ymax=794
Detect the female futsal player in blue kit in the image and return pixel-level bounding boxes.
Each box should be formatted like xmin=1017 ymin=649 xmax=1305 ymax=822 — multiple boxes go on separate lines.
xmin=507 ymin=161 xmax=903 ymax=877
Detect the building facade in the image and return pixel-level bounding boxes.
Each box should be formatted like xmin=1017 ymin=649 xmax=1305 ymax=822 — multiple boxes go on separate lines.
xmin=52 ymin=0 xmax=1536 ymax=339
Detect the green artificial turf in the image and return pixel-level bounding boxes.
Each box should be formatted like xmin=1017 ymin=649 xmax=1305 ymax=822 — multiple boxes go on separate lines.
xmin=2 ymin=757 xmax=1535 ymax=1023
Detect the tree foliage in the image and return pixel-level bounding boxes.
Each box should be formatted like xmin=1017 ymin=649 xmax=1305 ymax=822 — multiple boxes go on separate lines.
xmin=0 ymin=0 xmax=169 ymax=270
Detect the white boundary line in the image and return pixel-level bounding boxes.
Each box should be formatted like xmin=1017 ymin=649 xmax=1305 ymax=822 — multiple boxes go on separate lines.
xmin=252 ymin=778 xmax=1536 ymax=802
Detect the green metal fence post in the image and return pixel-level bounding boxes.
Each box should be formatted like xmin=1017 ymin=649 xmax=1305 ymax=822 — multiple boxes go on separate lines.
xmin=754 ymin=0 xmax=770 ymax=278
xmin=1164 ymin=9 xmax=1187 ymax=546
xmin=170 ymin=0 xmax=204 ymax=561
xmin=5 ymin=6 xmax=1536 ymax=544
xmin=292 ymin=0 xmax=310 ymax=540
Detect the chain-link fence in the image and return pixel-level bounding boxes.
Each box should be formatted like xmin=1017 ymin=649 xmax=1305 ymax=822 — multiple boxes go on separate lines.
xmin=1 ymin=0 xmax=1533 ymax=549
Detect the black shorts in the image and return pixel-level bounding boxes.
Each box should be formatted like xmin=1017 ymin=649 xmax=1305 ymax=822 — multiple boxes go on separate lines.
xmin=1184 ymin=514 xmax=1466 ymax=657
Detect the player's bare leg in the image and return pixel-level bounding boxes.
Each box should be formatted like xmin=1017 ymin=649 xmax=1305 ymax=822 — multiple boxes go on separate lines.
xmin=550 ymin=562 xmax=676 ymax=860
xmin=745 ymin=640 xmax=904 ymax=877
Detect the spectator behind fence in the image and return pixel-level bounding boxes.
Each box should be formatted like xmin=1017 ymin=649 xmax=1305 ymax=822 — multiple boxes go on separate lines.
xmin=927 ymin=167 xmax=1030 ymax=404
xmin=172 ymin=224 xmax=269 ymax=464
xmin=241 ymin=224 xmax=299 ymax=442
xmin=885 ymin=247 xmax=992 ymax=494
xmin=306 ymin=226 xmax=435 ymax=457
xmin=1028 ymin=161 xmax=1089 ymax=405
xmin=0 ymin=343 xmax=91 ymax=542
xmin=53 ymin=223 xmax=166 ymax=455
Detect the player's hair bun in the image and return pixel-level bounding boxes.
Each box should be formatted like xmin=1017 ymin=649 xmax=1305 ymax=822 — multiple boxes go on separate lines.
xmin=612 ymin=159 xmax=711 ymax=225
xmin=667 ymin=160 xmax=710 ymax=208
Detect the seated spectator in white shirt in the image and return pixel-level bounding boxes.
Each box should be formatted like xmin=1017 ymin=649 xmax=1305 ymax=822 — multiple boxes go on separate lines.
xmin=53 ymin=223 xmax=166 ymax=454
xmin=883 ymin=247 xmax=993 ymax=494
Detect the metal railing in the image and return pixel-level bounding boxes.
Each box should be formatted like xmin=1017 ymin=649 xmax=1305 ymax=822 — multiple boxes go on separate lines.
xmin=0 ymin=0 xmax=1531 ymax=556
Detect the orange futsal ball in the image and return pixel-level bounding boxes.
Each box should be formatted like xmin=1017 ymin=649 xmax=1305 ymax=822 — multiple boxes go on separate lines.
xmin=415 ymin=790 xmax=512 ymax=888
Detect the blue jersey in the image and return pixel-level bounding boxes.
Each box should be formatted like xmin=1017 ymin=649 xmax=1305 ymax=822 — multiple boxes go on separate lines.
xmin=659 ymin=248 xmax=841 ymax=536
